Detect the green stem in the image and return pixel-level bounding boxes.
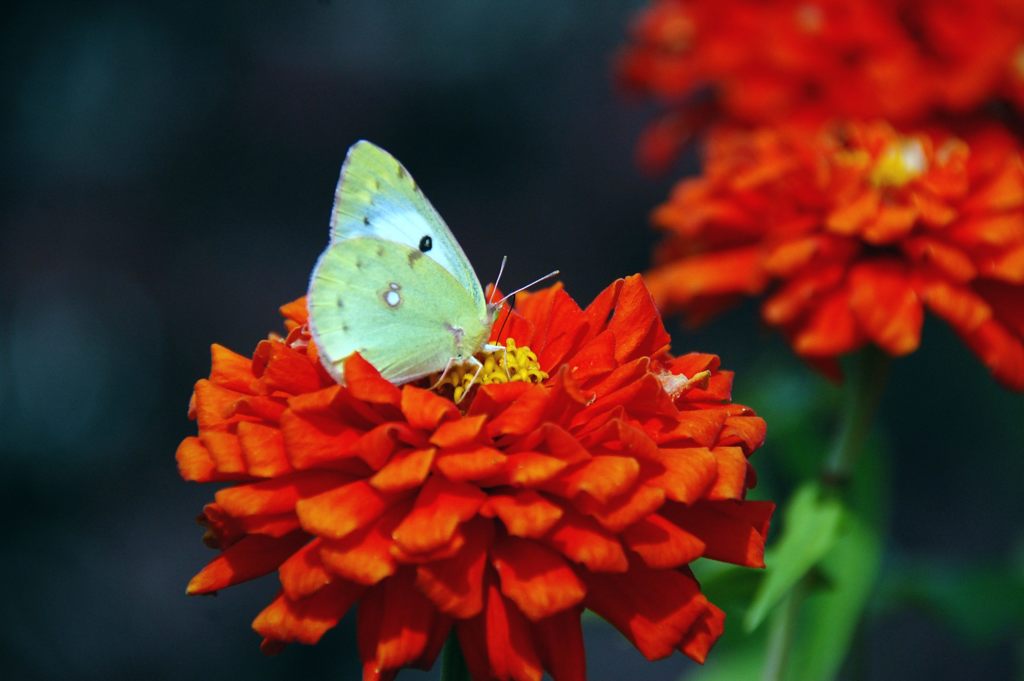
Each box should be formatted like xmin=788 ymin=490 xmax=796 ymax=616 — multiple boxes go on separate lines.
xmin=761 ymin=581 xmax=805 ymax=681
xmin=440 ymin=632 xmax=471 ymax=681
xmin=762 ymin=349 xmax=890 ymax=681
xmin=822 ymin=348 xmax=890 ymax=487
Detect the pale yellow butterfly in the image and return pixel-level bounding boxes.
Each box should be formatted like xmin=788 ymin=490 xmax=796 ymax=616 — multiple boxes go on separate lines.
xmin=307 ymin=141 xmax=555 ymax=390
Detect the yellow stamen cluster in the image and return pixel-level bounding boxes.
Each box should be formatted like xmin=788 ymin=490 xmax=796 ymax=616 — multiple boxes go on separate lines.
xmin=432 ymin=338 xmax=548 ymax=403
xmin=869 ymin=138 xmax=927 ymax=188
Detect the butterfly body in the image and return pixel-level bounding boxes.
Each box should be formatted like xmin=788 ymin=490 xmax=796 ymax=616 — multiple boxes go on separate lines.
xmin=308 ymin=141 xmax=497 ymax=385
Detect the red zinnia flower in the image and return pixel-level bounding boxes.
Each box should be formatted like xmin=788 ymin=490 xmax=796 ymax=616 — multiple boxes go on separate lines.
xmin=178 ymin=275 xmax=772 ymax=680
xmin=645 ymin=121 xmax=1024 ymax=389
xmin=618 ymin=0 xmax=1024 ymax=171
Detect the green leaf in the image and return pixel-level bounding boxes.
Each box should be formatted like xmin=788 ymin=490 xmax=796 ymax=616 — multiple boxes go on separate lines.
xmin=782 ymin=505 xmax=882 ymax=681
xmin=684 ymin=504 xmax=883 ymax=681
xmin=744 ymin=482 xmax=843 ymax=631
xmin=692 ymin=559 xmax=763 ymax=617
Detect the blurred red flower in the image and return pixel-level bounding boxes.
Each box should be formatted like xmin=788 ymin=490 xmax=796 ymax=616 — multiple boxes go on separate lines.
xmin=646 ymin=121 xmax=1024 ymax=389
xmin=178 ymin=275 xmax=772 ymax=681
xmin=618 ymin=0 xmax=1024 ymax=171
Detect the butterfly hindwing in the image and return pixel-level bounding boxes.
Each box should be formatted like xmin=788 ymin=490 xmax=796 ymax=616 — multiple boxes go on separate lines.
xmin=329 ymin=141 xmax=488 ymax=312
xmin=308 ymin=237 xmax=492 ymax=385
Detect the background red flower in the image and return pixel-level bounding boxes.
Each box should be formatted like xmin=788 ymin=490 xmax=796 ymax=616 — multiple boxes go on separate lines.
xmin=619 ymin=0 xmax=1024 ymax=171
xmin=645 ymin=121 xmax=1024 ymax=389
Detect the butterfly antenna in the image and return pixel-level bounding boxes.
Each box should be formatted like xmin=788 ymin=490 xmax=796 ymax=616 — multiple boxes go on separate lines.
xmin=488 ymin=255 xmax=508 ymax=305
xmin=490 ymin=269 xmax=560 ymax=308
xmin=493 ymin=304 xmax=514 ymax=342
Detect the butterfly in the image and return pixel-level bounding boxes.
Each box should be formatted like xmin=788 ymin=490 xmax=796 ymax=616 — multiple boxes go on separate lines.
xmin=307 ymin=141 xmax=554 ymax=392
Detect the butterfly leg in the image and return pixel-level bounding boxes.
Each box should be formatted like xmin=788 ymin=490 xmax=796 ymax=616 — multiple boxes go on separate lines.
xmin=482 ymin=342 xmax=510 ymax=380
xmin=429 ymin=356 xmax=458 ymax=390
xmin=454 ymin=355 xmax=485 ymax=404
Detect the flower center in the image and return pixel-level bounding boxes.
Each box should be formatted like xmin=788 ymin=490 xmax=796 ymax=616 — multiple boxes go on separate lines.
xmin=869 ymin=138 xmax=927 ymax=188
xmin=432 ymin=338 xmax=548 ymax=403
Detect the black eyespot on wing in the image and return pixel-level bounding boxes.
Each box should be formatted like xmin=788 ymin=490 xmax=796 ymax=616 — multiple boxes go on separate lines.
xmin=419 ymin=235 xmax=432 ymax=252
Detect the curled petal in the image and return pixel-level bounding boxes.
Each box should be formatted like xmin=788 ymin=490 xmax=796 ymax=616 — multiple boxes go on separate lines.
xmin=491 ymin=536 xmax=586 ymax=621
xmin=706 ymin=446 xmax=750 ymax=501
xmin=279 ymin=538 xmax=333 ymax=600
xmin=400 ymin=386 xmax=459 ymax=430
xmin=662 ymin=500 xmax=774 ymax=568
xmin=793 ymin=286 xmax=863 ymax=357
xmin=215 ymin=472 xmax=351 ymax=517
xmin=358 ymin=568 xmax=447 ymax=673
xmin=319 ymin=504 xmax=407 ymax=585
xmin=848 ymin=261 xmax=923 ymax=356
xmin=458 ymin=580 xmax=544 ymax=681
xmin=344 ymin=353 xmax=402 ymax=407
xmin=543 ymin=456 xmax=640 ymax=504
xmin=392 ymin=476 xmax=486 ymax=555
xmin=200 ymin=432 xmax=246 ymax=475
xmin=542 ymin=509 xmax=629 ymax=573
xmin=679 ymin=602 xmax=726 ymax=664
xmin=621 ymin=513 xmax=706 ymax=568
xmin=254 ymin=581 xmax=363 ymax=645
xmin=187 ymin=532 xmax=309 ymax=595
xmin=209 ymin=343 xmax=256 ymax=393
xmin=279 ymin=409 xmax=362 ymax=470
xmin=534 ymin=607 xmax=586 ymax=681
xmin=369 ymin=448 xmax=436 ymax=492
xmin=430 ymin=414 xmax=489 ymax=448
xmin=483 ymin=490 xmax=564 ymax=538
xmin=237 ymin=421 xmax=293 ymax=477
xmin=296 ymin=480 xmax=406 ymax=540
xmin=434 ymin=447 xmax=507 ymax=482
xmin=585 ymin=565 xmax=713 ymax=660
xmin=177 ymin=436 xmax=237 ymax=482
xmin=415 ymin=520 xmax=492 ymax=618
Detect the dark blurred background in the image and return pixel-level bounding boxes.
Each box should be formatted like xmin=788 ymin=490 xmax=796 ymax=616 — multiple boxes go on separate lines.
xmin=2 ymin=2 xmax=1021 ymax=680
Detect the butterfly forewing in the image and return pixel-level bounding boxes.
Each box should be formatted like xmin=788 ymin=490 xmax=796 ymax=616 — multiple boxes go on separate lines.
xmin=329 ymin=141 xmax=488 ymax=312
xmin=308 ymin=237 xmax=492 ymax=385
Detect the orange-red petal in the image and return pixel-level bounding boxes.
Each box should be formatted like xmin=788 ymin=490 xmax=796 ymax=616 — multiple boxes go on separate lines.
xmin=491 ymin=536 xmax=586 ymax=621
xmin=391 ymin=476 xmax=486 ymax=555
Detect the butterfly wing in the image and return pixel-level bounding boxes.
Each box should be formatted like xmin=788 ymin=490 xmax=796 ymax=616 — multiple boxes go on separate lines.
xmin=308 ymin=237 xmax=492 ymax=385
xmin=329 ymin=140 xmax=488 ymax=312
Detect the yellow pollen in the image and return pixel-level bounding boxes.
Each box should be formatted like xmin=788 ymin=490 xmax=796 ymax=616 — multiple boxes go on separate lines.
xmin=431 ymin=338 xmax=548 ymax=404
xmin=869 ymin=138 xmax=927 ymax=188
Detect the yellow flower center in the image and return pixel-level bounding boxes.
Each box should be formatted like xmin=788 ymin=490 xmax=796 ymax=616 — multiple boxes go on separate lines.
xmin=432 ymin=338 xmax=548 ymax=403
xmin=869 ymin=138 xmax=927 ymax=188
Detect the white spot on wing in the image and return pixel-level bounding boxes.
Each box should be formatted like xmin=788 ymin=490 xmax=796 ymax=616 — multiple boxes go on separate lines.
xmin=384 ymin=282 xmax=402 ymax=308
